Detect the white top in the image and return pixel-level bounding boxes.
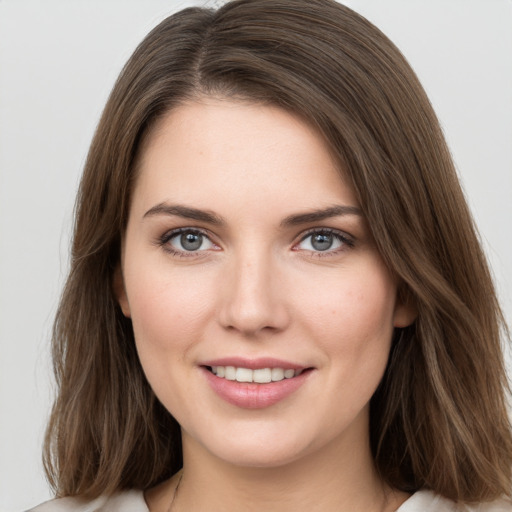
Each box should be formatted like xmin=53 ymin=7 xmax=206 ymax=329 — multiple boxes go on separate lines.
xmin=27 ymin=489 xmax=512 ymax=511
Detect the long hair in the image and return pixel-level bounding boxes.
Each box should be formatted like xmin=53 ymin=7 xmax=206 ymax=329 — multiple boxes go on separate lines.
xmin=44 ymin=0 xmax=512 ymax=501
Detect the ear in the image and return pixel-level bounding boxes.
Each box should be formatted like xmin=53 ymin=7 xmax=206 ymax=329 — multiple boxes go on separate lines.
xmin=393 ymin=285 xmax=417 ymax=328
xmin=113 ymin=266 xmax=131 ymax=318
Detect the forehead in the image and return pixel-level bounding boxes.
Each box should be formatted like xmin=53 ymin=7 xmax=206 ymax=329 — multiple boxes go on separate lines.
xmin=131 ymin=97 xmax=359 ymax=216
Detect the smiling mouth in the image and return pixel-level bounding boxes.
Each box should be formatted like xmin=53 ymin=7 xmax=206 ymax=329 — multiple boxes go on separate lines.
xmin=207 ymin=366 xmax=307 ymax=383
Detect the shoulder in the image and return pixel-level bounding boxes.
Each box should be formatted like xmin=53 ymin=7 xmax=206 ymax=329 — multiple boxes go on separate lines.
xmin=399 ymin=490 xmax=512 ymax=512
xmin=26 ymin=489 xmax=148 ymax=512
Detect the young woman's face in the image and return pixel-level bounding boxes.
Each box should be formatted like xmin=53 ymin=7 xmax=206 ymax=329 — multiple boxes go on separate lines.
xmin=118 ymin=98 xmax=413 ymax=469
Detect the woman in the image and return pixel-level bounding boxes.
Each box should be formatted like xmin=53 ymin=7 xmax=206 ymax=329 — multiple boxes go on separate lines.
xmin=30 ymin=0 xmax=512 ymax=510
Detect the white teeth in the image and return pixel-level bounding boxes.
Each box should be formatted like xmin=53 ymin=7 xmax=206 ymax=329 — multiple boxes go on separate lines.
xmin=235 ymin=367 xmax=253 ymax=382
xmin=225 ymin=366 xmax=236 ymax=380
xmin=253 ymin=368 xmax=272 ymax=383
xmin=210 ymin=366 xmax=302 ymax=383
xmin=271 ymin=368 xmax=284 ymax=381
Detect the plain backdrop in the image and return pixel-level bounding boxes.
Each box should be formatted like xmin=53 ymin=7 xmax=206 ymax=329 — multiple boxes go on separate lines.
xmin=1 ymin=1 xmax=511 ymax=510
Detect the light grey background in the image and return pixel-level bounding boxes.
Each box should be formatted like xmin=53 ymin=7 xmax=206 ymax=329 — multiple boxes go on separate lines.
xmin=1 ymin=1 xmax=511 ymax=510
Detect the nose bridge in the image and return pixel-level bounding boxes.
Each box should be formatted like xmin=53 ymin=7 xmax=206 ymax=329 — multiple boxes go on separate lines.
xmin=219 ymin=244 xmax=288 ymax=335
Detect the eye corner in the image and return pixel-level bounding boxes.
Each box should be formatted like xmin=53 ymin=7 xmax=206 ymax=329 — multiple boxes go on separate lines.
xmin=157 ymin=227 xmax=220 ymax=257
xmin=293 ymin=227 xmax=355 ymax=256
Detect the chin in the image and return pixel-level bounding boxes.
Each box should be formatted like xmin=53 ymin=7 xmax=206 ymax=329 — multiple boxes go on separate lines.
xmin=186 ymin=419 xmax=331 ymax=470
xmin=213 ymin=442 xmax=309 ymax=469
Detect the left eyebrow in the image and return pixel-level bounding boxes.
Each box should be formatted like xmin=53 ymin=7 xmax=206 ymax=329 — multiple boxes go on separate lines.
xmin=280 ymin=205 xmax=363 ymax=227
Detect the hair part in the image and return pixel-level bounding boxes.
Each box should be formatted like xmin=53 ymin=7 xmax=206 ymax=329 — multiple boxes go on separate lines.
xmin=44 ymin=0 xmax=512 ymax=502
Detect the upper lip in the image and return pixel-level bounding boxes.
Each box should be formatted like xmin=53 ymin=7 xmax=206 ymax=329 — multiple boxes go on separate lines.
xmin=200 ymin=357 xmax=308 ymax=370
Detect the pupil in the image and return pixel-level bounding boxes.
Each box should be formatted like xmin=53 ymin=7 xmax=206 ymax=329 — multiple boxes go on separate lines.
xmin=312 ymin=233 xmax=332 ymax=251
xmin=181 ymin=232 xmax=202 ymax=251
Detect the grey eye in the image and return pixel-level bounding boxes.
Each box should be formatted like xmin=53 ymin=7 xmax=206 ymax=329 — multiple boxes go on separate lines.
xmin=297 ymin=231 xmax=346 ymax=252
xmin=181 ymin=232 xmax=203 ymax=251
xmin=310 ymin=233 xmax=334 ymax=251
xmin=168 ymin=230 xmax=214 ymax=252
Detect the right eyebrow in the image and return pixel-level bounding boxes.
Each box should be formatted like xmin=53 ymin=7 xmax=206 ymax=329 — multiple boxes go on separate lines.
xmin=143 ymin=203 xmax=225 ymax=226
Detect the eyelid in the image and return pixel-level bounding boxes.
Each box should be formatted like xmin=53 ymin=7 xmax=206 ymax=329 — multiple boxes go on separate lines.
xmin=160 ymin=226 xmax=212 ymax=243
xmin=293 ymin=227 xmax=355 ymax=254
xmin=298 ymin=227 xmax=354 ymax=241
xmin=158 ymin=227 xmax=221 ymax=256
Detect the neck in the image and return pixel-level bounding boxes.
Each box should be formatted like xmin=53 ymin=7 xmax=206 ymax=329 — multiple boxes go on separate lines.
xmin=159 ymin=431 xmax=404 ymax=512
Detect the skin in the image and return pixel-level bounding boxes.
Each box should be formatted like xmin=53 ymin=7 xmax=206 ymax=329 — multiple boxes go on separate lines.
xmin=116 ymin=97 xmax=415 ymax=511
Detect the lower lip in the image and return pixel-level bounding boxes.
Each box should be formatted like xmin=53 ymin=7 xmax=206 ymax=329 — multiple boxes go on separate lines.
xmin=202 ymin=368 xmax=312 ymax=409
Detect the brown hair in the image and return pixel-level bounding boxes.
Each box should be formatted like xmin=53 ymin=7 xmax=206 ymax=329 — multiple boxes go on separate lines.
xmin=44 ymin=0 xmax=512 ymax=502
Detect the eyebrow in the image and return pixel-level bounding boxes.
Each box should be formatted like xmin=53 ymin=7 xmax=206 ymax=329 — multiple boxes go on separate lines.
xmin=143 ymin=203 xmax=225 ymax=225
xmin=280 ymin=205 xmax=363 ymax=227
xmin=143 ymin=202 xmax=363 ymax=227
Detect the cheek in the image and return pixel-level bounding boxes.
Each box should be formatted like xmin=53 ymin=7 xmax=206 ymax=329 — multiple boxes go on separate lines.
xmin=123 ymin=264 xmax=217 ymax=416
xmin=298 ymin=262 xmax=397 ymax=359
xmin=123 ymin=261 xmax=213 ymax=366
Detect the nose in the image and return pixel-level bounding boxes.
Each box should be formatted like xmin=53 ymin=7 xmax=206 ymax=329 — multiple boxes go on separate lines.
xmin=218 ymin=250 xmax=290 ymax=336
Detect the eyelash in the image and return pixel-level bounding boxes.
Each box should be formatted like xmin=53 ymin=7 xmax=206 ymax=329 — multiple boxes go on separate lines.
xmin=157 ymin=227 xmax=355 ymax=258
xmin=294 ymin=228 xmax=354 ymax=258
xmin=158 ymin=228 xmax=217 ymax=258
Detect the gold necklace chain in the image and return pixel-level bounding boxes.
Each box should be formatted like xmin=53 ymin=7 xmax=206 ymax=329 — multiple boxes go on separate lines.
xmin=166 ymin=471 xmax=183 ymax=512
